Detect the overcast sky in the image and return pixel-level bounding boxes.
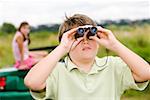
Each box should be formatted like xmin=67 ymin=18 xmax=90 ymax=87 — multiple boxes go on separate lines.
xmin=0 ymin=0 xmax=149 ymax=27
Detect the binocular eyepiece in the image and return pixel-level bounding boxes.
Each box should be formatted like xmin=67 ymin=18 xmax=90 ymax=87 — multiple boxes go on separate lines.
xmin=75 ymin=27 xmax=97 ymax=39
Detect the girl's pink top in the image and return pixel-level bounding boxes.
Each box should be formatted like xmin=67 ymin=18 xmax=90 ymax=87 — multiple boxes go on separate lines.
xmin=12 ymin=31 xmax=29 ymax=61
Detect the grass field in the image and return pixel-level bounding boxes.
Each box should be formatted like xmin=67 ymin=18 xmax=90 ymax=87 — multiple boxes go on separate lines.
xmin=0 ymin=24 xmax=150 ymax=99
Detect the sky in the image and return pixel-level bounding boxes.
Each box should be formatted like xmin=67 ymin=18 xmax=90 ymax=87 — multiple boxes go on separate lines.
xmin=0 ymin=0 xmax=150 ymax=27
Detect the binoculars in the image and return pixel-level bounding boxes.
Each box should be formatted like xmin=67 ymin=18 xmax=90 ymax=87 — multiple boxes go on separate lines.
xmin=75 ymin=26 xmax=97 ymax=39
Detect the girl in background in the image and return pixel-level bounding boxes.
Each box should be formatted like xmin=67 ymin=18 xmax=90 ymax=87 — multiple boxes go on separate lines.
xmin=12 ymin=22 xmax=47 ymax=70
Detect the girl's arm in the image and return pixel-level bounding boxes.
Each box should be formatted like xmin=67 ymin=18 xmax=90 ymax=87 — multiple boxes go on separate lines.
xmin=90 ymin=27 xmax=150 ymax=82
xmin=16 ymin=35 xmax=24 ymax=64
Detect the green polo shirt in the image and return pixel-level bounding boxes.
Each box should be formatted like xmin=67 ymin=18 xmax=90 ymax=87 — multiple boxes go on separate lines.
xmin=30 ymin=56 xmax=149 ymax=100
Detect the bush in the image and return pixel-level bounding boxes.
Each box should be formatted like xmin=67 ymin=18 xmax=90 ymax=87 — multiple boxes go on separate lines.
xmin=1 ymin=23 xmax=16 ymax=34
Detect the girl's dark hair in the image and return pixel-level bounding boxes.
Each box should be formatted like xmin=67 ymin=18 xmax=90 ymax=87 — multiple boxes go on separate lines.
xmin=18 ymin=21 xmax=31 ymax=45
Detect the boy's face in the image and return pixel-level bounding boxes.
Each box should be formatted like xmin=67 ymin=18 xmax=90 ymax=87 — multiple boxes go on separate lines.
xmin=70 ymin=26 xmax=99 ymax=60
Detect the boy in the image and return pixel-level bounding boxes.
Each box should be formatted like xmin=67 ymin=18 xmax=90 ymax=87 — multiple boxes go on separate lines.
xmin=24 ymin=14 xmax=150 ymax=100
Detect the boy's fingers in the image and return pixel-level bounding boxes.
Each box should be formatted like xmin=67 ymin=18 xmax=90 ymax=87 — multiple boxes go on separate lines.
xmin=97 ymin=26 xmax=108 ymax=33
xmin=97 ymin=32 xmax=108 ymax=39
xmin=74 ymin=37 xmax=83 ymax=46
xmin=89 ymin=36 xmax=105 ymax=46
xmin=64 ymin=27 xmax=78 ymax=37
xmin=89 ymin=36 xmax=100 ymax=42
xmin=97 ymin=26 xmax=113 ymax=36
xmin=71 ymin=37 xmax=83 ymax=50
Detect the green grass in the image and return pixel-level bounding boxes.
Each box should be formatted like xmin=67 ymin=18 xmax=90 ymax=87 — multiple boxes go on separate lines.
xmin=0 ymin=24 xmax=150 ymax=65
xmin=0 ymin=34 xmax=15 ymax=68
xmin=0 ymin=24 xmax=150 ymax=99
xmin=29 ymin=31 xmax=58 ymax=48
xmin=121 ymin=90 xmax=150 ymax=100
xmin=0 ymin=31 xmax=59 ymax=68
xmin=121 ymin=84 xmax=150 ymax=100
xmin=0 ymin=24 xmax=150 ymax=66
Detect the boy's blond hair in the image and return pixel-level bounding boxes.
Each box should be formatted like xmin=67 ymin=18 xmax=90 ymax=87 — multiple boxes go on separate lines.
xmin=58 ymin=14 xmax=97 ymax=42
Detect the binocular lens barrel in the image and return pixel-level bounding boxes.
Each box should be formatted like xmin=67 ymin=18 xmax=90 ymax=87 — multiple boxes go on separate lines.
xmin=91 ymin=27 xmax=97 ymax=34
xmin=75 ymin=27 xmax=97 ymax=39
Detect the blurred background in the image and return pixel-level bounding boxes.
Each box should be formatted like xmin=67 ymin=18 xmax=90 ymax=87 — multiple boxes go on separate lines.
xmin=0 ymin=0 xmax=150 ymax=99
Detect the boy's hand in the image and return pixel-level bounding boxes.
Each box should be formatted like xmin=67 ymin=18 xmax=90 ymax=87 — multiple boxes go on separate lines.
xmin=59 ymin=27 xmax=83 ymax=53
xmin=89 ymin=26 xmax=120 ymax=52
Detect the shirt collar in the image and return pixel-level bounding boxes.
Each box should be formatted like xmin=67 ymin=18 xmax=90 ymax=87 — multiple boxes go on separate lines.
xmin=64 ymin=56 xmax=108 ymax=74
xmin=64 ymin=57 xmax=77 ymax=72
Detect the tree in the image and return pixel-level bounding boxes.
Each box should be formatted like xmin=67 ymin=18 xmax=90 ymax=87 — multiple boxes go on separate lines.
xmin=1 ymin=22 xmax=16 ymax=34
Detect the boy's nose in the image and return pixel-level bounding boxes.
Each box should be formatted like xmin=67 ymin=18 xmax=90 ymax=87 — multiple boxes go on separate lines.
xmin=83 ymin=31 xmax=89 ymax=44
